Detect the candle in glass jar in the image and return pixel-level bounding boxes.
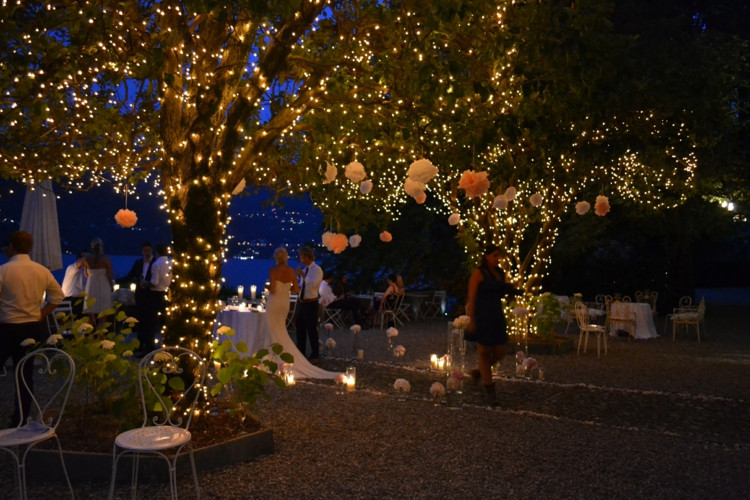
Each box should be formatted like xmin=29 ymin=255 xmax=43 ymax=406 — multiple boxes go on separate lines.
xmin=250 ymin=285 xmax=257 ymax=300
xmin=113 ymin=283 xmax=120 ymax=291
xmin=129 ymin=283 xmax=137 ymax=292
xmin=345 ymin=366 xmax=356 ymax=392
xmin=430 ymin=354 xmax=439 ymax=370
xmin=437 ymin=357 xmax=446 ymax=370
xmin=284 ymin=368 xmax=296 ymax=386
xmin=237 ymin=285 xmax=244 ymax=298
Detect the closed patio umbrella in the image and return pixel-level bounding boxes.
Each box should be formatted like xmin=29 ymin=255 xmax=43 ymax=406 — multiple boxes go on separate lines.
xmin=20 ymin=179 xmax=62 ymax=271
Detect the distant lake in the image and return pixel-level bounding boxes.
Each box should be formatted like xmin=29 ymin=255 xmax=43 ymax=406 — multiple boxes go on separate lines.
xmin=51 ymin=254 xmax=295 ymax=293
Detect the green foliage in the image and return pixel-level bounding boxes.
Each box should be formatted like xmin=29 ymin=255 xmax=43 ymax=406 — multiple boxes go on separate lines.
xmin=528 ymin=292 xmax=563 ymax=342
xmin=210 ymin=327 xmax=293 ymax=413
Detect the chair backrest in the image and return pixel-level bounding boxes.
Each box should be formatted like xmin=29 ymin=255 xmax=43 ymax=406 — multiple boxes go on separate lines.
xmin=47 ymin=300 xmax=74 ymax=334
xmin=574 ymin=301 xmax=590 ymax=326
xmin=383 ymin=293 xmax=401 ymax=311
xmin=697 ymin=297 xmax=706 ymax=317
xmin=634 ymin=290 xmax=643 ymax=302
xmin=621 ymin=295 xmax=632 ymax=303
xmin=137 ymin=347 xmax=206 ymax=430
xmin=679 ymin=296 xmax=692 ymax=308
xmin=15 ymin=348 xmax=75 ymax=430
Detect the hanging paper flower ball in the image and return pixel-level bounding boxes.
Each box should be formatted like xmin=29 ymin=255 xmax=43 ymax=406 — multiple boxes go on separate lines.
xmin=345 ymin=161 xmax=367 ymax=183
xmin=323 ymin=161 xmax=337 ymax=184
xmin=493 ymin=195 xmax=508 ymax=209
xmin=406 ymin=158 xmax=438 ymax=184
xmin=448 ymin=213 xmax=461 ymax=225
xmin=360 ymin=180 xmax=373 ymax=194
xmin=595 ymin=195 xmax=611 ymax=216
xmin=232 ymin=178 xmax=246 ymax=195
xmin=458 ymin=170 xmax=490 ymax=198
xmin=114 ymin=209 xmax=138 ymax=228
xmin=504 ymin=186 xmax=517 ymax=201
xmin=379 ymin=231 xmax=393 ymax=242
xmin=575 ymin=201 xmax=591 ymax=215
xmin=414 ymin=193 xmax=427 ymax=204
xmin=404 ymin=178 xmax=426 ymax=199
xmin=349 ymin=234 xmax=362 ymax=248
xmin=322 ymin=232 xmax=348 ymax=254
xmin=529 ymin=193 xmax=543 ymax=207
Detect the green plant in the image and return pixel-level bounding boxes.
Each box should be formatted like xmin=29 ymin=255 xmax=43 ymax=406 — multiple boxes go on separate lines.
xmin=210 ymin=327 xmax=293 ymax=423
xmin=528 ymin=292 xmax=563 ymax=342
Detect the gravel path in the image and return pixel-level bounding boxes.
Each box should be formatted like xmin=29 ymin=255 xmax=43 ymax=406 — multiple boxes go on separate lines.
xmin=3 ymin=303 xmax=750 ymax=499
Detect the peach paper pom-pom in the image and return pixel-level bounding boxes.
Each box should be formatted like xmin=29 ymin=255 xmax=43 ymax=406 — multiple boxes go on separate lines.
xmin=448 ymin=213 xmax=461 ymax=226
xmin=594 ymin=195 xmax=611 ymax=216
xmin=457 ymin=170 xmax=490 ymax=198
xmin=114 ymin=209 xmax=138 ymax=228
xmin=575 ymin=201 xmax=591 ymax=215
xmin=379 ymin=231 xmax=393 ymax=242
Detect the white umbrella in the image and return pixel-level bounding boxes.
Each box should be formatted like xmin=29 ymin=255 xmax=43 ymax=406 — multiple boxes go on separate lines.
xmin=20 ymin=179 xmax=62 ymax=271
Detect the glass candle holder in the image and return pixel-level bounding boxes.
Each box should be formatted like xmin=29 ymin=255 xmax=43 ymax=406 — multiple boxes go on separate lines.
xmin=345 ymin=366 xmax=356 ymax=392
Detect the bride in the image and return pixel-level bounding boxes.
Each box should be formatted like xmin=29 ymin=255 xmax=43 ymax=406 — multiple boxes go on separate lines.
xmin=266 ymin=247 xmax=341 ymax=380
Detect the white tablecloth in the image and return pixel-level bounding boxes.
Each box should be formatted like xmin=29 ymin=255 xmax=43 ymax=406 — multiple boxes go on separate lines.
xmin=608 ymin=302 xmax=658 ymax=339
xmin=214 ymin=309 xmax=272 ymax=356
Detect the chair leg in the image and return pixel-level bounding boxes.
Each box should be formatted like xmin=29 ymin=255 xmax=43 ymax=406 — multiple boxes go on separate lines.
xmin=189 ymin=445 xmax=201 ymax=499
xmin=596 ymin=333 xmax=600 ymax=358
xmin=577 ymin=331 xmax=584 ymax=354
xmin=53 ymin=437 xmax=75 ymax=499
xmin=603 ymin=331 xmax=608 ymax=356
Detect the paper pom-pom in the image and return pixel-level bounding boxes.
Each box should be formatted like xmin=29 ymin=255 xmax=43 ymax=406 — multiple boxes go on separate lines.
xmin=349 ymin=234 xmax=362 ymax=248
xmin=458 ymin=170 xmax=490 ymax=198
xmin=345 ymin=161 xmax=367 ymax=183
xmin=404 ymin=178 xmax=426 ymax=198
xmin=493 ymin=195 xmax=508 ymax=209
xmin=415 ymin=193 xmax=427 ymax=204
xmin=448 ymin=213 xmax=461 ymax=226
xmin=329 ymin=233 xmax=348 ymax=254
xmin=326 ymin=337 xmax=336 ymax=349
xmin=350 ymin=324 xmax=362 ymax=333
xmin=386 ymin=327 xmax=398 ymax=338
xmin=359 ymin=180 xmax=373 ymax=194
xmin=529 ymin=193 xmax=543 ymax=207
xmin=323 ymin=161 xmax=337 ymax=184
xmin=595 ymin=195 xmax=611 ymax=216
xmin=575 ymin=201 xmax=591 ymax=215
xmin=114 ymin=209 xmax=138 ymax=228
xmin=504 ymin=186 xmax=517 ymax=200
xmin=232 ymin=178 xmax=246 ymax=195
xmin=379 ymin=231 xmax=393 ymax=242
xmin=406 ymin=158 xmax=438 ymax=184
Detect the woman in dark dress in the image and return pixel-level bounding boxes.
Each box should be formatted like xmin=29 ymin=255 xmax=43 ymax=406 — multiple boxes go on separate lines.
xmin=465 ymin=244 xmax=518 ymax=404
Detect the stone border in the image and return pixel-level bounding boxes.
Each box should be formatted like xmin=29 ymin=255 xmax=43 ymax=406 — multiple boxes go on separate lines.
xmin=26 ymin=428 xmax=274 ymax=484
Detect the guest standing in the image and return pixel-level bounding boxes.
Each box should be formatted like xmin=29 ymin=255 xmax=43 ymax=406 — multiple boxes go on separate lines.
xmin=0 ymin=231 xmax=65 ymax=426
xmin=61 ymin=251 xmax=87 ymax=316
xmin=465 ymin=244 xmax=518 ymax=405
xmin=147 ymin=243 xmax=172 ymax=351
xmin=118 ymin=242 xmax=155 ymax=354
xmin=83 ymin=237 xmax=115 ymax=322
xmin=295 ymin=246 xmax=323 ymax=363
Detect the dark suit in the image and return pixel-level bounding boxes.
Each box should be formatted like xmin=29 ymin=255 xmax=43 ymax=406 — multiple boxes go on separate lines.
xmin=118 ymin=258 xmax=157 ymax=352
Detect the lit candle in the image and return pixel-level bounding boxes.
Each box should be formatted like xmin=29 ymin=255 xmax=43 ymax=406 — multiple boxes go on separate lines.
xmin=284 ymin=366 xmax=296 ymax=386
xmin=357 ymin=349 xmax=364 ymax=360
xmin=250 ymin=285 xmax=257 ymax=300
xmin=345 ymin=366 xmax=356 ymax=392
xmin=129 ymin=283 xmax=136 ymax=292
xmin=113 ymin=283 xmax=120 ymax=291
xmin=430 ymin=354 xmax=439 ymax=370
xmin=237 ymin=285 xmax=244 ymax=298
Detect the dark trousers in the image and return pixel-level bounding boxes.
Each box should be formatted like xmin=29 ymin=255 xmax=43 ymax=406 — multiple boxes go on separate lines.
xmin=135 ymin=289 xmax=165 ymax=352
xmin=1 ymin=321 xmax=46 ymax=426
xmin=328 ymin=297 xmax=364 ymax=325
xmin=295 ymin=300 xmax=320 ymax=359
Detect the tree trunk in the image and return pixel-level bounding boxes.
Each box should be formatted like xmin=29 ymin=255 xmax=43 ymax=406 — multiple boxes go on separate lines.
xmin=163 ymin=179 xmax=229 ymax=355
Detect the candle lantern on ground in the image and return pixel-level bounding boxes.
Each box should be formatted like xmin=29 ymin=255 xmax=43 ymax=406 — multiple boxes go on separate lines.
xmin=345 ymin=366 xmax=356 ymax=392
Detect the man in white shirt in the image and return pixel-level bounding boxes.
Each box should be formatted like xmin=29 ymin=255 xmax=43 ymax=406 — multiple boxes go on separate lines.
xmin=61 ymin=251 xmax=87 ymax=315
xmin=140 ymin=243 xmax=171 ymax=354
xmin=296 ymin=246 xmax=323 ymax=363
xmin=0 ymin=231 xmax=65 ymax=425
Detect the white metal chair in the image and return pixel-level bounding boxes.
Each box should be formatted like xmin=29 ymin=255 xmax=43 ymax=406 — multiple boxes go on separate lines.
xmin=671 ymin=297 xmax=706 ymax=342
xmin=46 ymin=300 xmax=74 ymax=335
xmin=575 ymin=302 xmax=607 ymax=357
xmin=286 ymin=294 xmax=298 ymax=330
xmin=663 ymin=295 xmax=693 ymax=334
xmin=0 ymin=348 xmax=76 ymax=500
xmin=422 ymin=290 xmax=446 ymax=317
xmin=322 ymin=304 xmax=346 ymax=330
xmin=108 ymin=347 xmax=206 ymax=500
xmin=379 ymin=294 xmax=403 ymax=330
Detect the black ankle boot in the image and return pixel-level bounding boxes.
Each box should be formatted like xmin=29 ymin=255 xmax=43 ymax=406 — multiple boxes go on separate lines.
xmin=484 ymin=382 xmax=497 ymax=405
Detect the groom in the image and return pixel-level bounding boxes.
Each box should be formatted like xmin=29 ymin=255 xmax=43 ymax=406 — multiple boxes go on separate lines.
xmin=296 ymin=246 xmax=323 ymax=363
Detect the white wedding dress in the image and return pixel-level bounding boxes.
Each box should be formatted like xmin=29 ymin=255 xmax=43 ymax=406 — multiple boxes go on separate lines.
xmin=83 ymin=268 xmax=113 ymax=314
xmin=266 ymin=280 xmax=340 ymax=380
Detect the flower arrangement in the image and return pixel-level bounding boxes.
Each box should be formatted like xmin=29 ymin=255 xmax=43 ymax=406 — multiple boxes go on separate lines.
xmin=324 ymin=322 xmax=334 ymax=332
xmin=100 ymin=340 xmax=115 ymax=350
xmin=458 ymin=170 xmax=490 ymax=198
xmin=350 ymin=324 xmax=362 ymax=334
xmin=46 ymin=333 xmax=64 ymax=345
xmin=446 ymin=371 xmax=464 ymax=391
xmin=326 ymin=337 xmax=336 ymax=349
xmin=20 ymin=338 xmax=37 ymax=347
xmin=345 ymin=161 xmax=367 ymax=183
xmin=595 ymin=195 xmax=611 ymax=216
xmin=452 ymin=315 xmax=471 ymax=329
xmin=393 ymin=378 xmax=411 ymax=392
xmin=114 ymin=208 xmax=138 ymax=228
xmin=379 ymin=231 xmax=393 ymax=242
xmin=393 ymin=345 xmax=406 ymax=357
xmin=386 ymin=327 xmax=398 ymax=338
xmin=430 ymin=381 xmax=446 ymax=398
xmin=124 ymin=316 xmax=139 ymax=325
xmin=77 ymin=322 xmax=94 ymax=334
